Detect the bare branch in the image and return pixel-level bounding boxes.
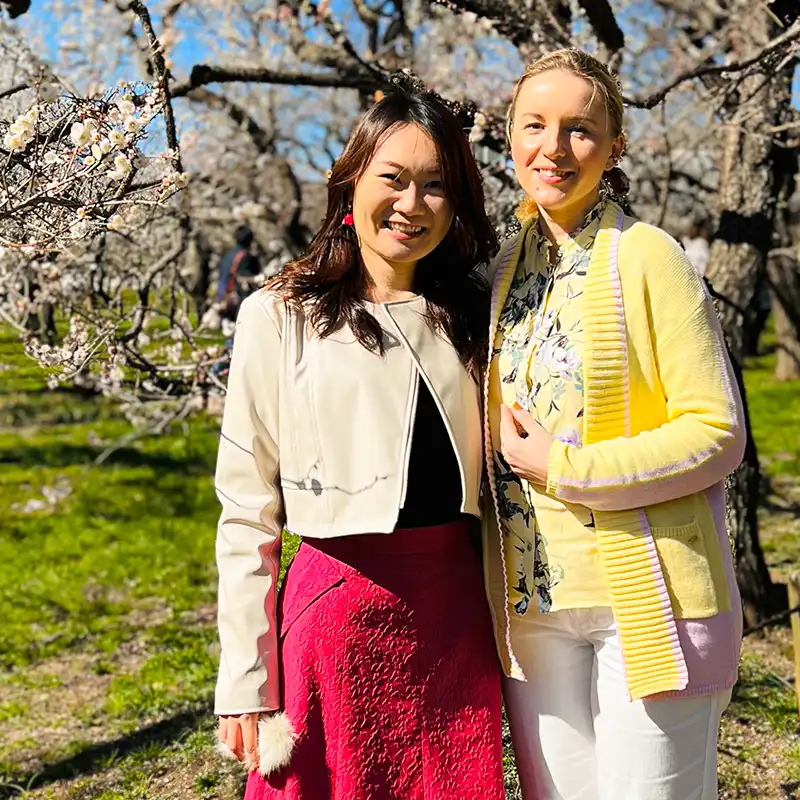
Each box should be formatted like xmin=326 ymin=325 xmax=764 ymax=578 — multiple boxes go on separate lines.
xmin=0 ymin=0 xmax=31 ymax=19
xmin=172 ymin=65 xmax=382 ymax=98
xmin=575 ymin=0 xmax=625 ymax=61
xmin=430 ymin=0 xmax=545 ymax=50
xmin=0 ymin=81 xmax=28 ymax=100
xmin=127 ymin=0 xmax=182 ymax=171
xmin=625 ymin=20 xmax=800 ymax=109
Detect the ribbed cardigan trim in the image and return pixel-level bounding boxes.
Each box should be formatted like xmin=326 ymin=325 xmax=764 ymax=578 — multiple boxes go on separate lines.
xmin=484 ymin=227 xmax=533 ymax=681
xmin=488 ymin=204 xmax=689 ymax=699
xmin=576 ymin=204 xmax=688 ymax=697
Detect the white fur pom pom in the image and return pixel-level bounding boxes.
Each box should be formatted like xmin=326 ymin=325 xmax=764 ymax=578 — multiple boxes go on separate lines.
xmin=257 ymin=711 xmax=296 ymax=776
xmin=215 ymin=741 xmax=237 ymax=761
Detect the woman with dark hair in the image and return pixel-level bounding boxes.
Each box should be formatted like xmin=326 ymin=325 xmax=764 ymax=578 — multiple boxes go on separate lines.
xmin=213 ymin=84 xmax=505 ymax=799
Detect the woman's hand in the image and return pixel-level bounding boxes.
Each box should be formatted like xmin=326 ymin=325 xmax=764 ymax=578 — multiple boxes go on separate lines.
xmin=218 ymin=712 xmax=260 ymax=772
xmin=499 ymin=403 xmax=555 ymax=485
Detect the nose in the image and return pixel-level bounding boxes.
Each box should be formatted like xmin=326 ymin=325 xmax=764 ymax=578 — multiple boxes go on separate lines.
xmin=541 ymin=126 xmax=566 ymax=159
xmin=393 ymin=183 xmax=423 ymax=216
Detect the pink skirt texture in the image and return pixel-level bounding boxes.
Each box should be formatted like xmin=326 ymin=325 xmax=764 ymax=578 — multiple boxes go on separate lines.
xmin=244 ymin=519 xmax=505 ymax=800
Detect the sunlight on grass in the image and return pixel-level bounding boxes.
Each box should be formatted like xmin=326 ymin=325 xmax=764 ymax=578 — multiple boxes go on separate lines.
xmin=744 ymin=352 xmax=800 ymax=477
xmin=1 ymin=324 xmax=799 ymax=798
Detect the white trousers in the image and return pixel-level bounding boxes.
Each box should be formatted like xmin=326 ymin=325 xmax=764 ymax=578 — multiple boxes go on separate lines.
xmin=504 ymin=607 xmax=730 ymax=800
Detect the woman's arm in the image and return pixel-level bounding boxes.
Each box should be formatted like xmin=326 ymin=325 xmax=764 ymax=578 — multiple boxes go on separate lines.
xmin=545 ymin=229 xmax=746 ymax=511
xmin=214 ymin=292 xmax=285 ymax=715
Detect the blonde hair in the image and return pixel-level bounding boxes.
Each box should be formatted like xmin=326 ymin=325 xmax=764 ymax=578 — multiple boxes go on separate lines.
xmin=506 ymin=49 xmax=628 ymax=220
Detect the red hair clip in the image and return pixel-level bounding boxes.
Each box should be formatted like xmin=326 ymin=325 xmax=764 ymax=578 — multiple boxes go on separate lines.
xmin=342 ymin=212 xmax=354 ymax=227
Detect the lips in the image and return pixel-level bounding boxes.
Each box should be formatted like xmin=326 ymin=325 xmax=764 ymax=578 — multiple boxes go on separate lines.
xmin=383 ymin=220 xmax=425 ymax=239
xmin=535 ymin=167 xmax=573 ymax=185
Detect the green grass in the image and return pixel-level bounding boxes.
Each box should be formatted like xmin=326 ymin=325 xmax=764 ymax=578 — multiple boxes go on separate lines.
xmin=1 ymin=324 xmax=799 ymax=798
xmin=0 ymin=328 xmax=286 ymax=796
xmin=729 ymin=652 xmax=797 ymax=736
xmin=744 ymin=351 xmax=800 ymax=477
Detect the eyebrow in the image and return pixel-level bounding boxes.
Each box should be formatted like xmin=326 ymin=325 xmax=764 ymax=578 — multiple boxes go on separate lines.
xmin=518 ymin=112 xmax=598 ymax=125
xmin=376 ymin=160 xmax=441 ymax=173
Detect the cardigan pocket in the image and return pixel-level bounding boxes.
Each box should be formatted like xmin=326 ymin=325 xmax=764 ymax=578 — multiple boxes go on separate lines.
xmin=651 ymin=519 xmax=720 ymax=620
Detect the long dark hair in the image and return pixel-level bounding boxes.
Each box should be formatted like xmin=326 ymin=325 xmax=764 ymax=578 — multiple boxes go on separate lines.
xmin=270 ymin=85 xmax=497 ymax=372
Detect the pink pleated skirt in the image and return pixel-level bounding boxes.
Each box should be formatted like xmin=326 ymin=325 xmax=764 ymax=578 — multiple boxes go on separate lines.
xmin=244 ymin=519 xmax=505 ymax=800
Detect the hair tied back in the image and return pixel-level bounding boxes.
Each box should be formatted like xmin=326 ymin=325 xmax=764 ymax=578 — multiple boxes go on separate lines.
xmin=604 ymin=166 xmax=630 ymax=198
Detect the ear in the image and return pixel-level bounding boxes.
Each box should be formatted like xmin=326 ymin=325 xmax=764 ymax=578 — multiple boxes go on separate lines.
xmin=605 ymin=134 xmax=625 ymax=171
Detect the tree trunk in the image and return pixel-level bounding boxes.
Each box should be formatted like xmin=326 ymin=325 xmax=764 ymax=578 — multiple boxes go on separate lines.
xmin=767 ymin=164 xmax=800 ymax=381
xmin=705 ymin=8 xmax=794 ymax=622
xmin=185 ymin=230 xmax=212 ymax=318
xmin=773 ymin=293 xmax=800 ymax=381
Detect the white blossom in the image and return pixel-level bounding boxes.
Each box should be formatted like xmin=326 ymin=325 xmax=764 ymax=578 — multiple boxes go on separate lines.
xmin=70 ymin=121 xmax=94 ymax=148
xmin=108 ymin=130 xmax=126 ymax=148
xmin=115 ymin=97 xmax=136 ymax=116
xmin=123 ymin=116 xmax=140 ymax=134
xmin=107 ymin=214 xmax=124 ymax=230
xmin=43 ymin=151 xmax=60 ymax=165
xmin=38 ymin=83 xmax=60 ymax=102
xmin=4 ymin=133 xmax=25 ymax=151
xmin=107 ymin=154 xmax=132 ymax=181
xmin=9 ymin=119 xmax=32 ymax=136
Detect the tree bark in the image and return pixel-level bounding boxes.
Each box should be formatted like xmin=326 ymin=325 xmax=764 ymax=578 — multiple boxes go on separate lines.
xmin=705 ymin=8 xmax=794 ymax=622
xmin=773 ymin=293 xmax=800 ymax=380
xmin=767 ymin=161 xmax=800 ymax=381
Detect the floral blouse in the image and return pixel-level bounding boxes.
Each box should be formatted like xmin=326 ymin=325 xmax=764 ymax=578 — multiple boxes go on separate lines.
xmin=493 ymin=201 xmax=610 ymax=614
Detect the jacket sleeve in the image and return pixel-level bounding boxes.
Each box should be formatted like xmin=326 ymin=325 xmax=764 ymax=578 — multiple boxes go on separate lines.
xmin=214 ymin=292 xmax=285 ymax=714
xmin=545 ymin=228 xmax=746 ymax=512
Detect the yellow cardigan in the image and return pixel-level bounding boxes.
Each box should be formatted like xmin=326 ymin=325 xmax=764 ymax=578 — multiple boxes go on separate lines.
xmin=483 ymin=201 xmax=746 ymax=699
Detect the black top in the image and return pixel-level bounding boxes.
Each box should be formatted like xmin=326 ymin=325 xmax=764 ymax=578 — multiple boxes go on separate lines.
xmin=395 ymin=376 xmax=465 ymax=529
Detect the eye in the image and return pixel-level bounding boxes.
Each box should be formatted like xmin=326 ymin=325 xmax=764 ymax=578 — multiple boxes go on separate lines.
xmin=380 ymin=173 xmax=402 ymax=183
xmin=570 ymin=125 xmax=590 ymax=135
xmin=523 ymin=122 xmax=543 ymax=131
xmin=426 ymin=180 xmax=444 ymax=190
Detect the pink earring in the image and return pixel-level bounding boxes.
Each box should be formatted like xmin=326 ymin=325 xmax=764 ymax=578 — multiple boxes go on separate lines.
xmin=342 ymin=212 xmax=354 ymax=226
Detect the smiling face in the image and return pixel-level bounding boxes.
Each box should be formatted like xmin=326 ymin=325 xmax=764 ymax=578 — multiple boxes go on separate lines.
xmin=510 ymin=69 xmax=624 ymax=231
xmin=351 ymin=123 xmax=453 ymax=280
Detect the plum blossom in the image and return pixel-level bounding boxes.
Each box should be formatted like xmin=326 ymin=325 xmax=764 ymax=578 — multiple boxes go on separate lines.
xmin=107 ymin=154 xmax=132 ymax=181
xmin=108 ymin=130 xmax=126 ymax=148
xmin=70 ymin=120 xmax=95 ymax=148
xmin=123 ymin=116 xmax=140 ymax=134
xmin=115 ymin=97 xmax=136 ymax=116
xmin=38 ymin=82 xmax=60 ymax=102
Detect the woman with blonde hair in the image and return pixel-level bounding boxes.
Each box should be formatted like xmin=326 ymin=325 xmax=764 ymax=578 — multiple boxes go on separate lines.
xmin=482 ymin=48 xmax=745 ymax=799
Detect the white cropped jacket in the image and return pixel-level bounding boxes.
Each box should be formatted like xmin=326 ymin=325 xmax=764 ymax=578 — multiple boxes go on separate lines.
xmin=214 ymin=290 xmax=483 ymax=714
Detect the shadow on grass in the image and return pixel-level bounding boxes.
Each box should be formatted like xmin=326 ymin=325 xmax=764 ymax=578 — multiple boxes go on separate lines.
xmin=0 ymin=442 xmax=214 ymax=473
xmin=0 ymin=706 xmax=213 ymax=799
xmin=0 ymin=384 xmax=99 ymax=399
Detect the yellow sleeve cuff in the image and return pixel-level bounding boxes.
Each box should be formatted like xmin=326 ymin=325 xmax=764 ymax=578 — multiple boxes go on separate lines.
xmin=546 ymin=439 xmax=568 ymax=498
